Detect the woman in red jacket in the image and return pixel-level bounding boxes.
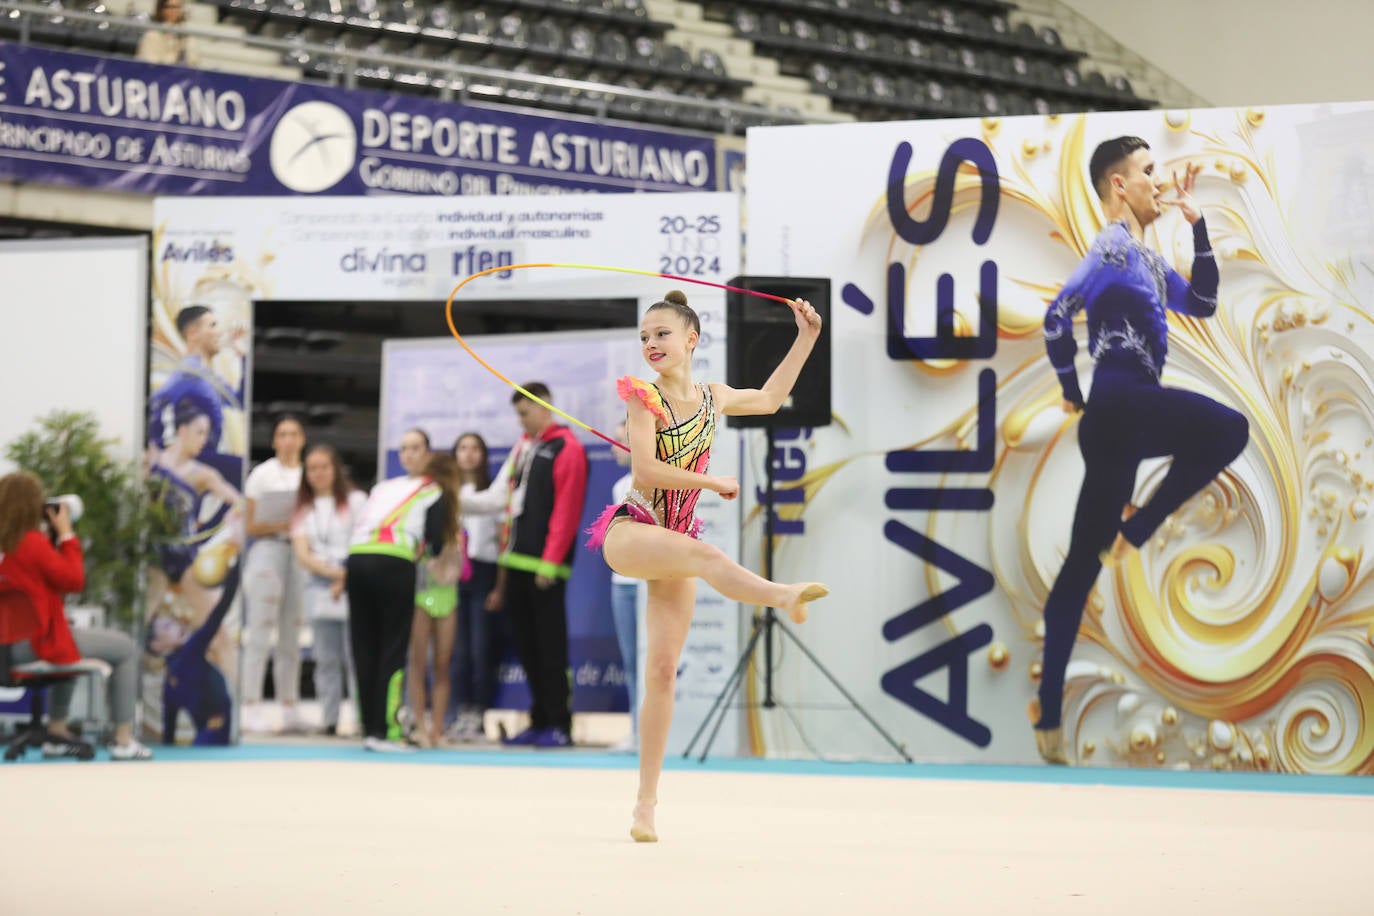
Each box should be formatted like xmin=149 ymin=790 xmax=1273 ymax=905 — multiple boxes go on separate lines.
xmin=0 ymin=472 xmax=151 ymax=760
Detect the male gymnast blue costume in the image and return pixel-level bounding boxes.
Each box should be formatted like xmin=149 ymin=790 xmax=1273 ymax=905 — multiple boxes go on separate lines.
xmin=1034 ymin=137 xmax=1249 ymax=763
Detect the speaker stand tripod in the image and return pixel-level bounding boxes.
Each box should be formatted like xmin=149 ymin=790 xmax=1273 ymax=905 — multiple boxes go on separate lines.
xmin=683 ymin=425 xmax=912 ymax=764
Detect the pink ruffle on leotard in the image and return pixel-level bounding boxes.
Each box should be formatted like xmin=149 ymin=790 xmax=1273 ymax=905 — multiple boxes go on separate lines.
xmin=617 ymin=376 xmax=670 ymax=425
xmin=583 ymin=501 xmax=657 ymax=549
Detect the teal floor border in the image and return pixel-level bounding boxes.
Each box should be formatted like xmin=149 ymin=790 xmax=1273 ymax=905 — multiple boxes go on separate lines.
xmin=18 ymin=742 xmax=1374 ymax=796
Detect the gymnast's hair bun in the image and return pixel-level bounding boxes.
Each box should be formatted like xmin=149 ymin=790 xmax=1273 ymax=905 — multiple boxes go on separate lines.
xmin=664 ymin=289 xmax=688 ymax=307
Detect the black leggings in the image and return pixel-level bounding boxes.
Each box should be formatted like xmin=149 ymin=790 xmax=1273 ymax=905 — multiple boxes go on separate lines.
xmin=346 ymin=553 xmax=416 ymax=740
xmin=1037 ymin=364 xmax=1249 ymax=729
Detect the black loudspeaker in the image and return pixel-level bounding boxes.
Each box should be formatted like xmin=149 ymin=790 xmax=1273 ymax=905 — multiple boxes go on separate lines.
xmin=725 ymin=276 xmax=831 ymax=429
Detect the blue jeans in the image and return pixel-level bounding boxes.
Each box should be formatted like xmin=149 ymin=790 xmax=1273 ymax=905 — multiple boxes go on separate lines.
xmin=610 ymin=581 xmax=639 ymax=733
xmin=311 ymin=617 xmax=354 ymax=729
xmin=450 ymin=560 xmax=498 ymax=718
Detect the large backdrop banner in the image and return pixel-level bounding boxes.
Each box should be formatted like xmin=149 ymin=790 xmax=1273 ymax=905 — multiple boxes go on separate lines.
xmin=147 ymin=191 xmax=741 ymax=750
xmin=380 ymin=329 xmax=744 ymax=754
xmin=744 ymin=102 xmax=1374 ymax=772
xmin=0 ymin=41 xmax=716 ymax=196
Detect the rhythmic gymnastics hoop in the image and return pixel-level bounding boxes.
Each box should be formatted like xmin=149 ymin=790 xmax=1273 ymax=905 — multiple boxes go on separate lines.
xmin=444 ymin=263 xmax=797 ymax=452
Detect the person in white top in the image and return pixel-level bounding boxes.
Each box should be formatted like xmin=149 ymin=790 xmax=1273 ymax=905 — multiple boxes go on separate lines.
xmin=290 ymin=444 xmax=366 ymax=737
xmin=240 ymin=415 xmax=307 ymax=732
xmin=446 ymin=432 xmax=503 ymax=743
xmin=608 ymin=422 xmax=640 ymax=754
xmin=346 ymin=429 xmax=463 ymax=752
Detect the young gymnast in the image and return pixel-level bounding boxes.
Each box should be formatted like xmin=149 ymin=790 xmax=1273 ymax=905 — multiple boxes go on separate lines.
xmin=586 ymin=289 xmax=829 ymax=843
xmin=1034 ymin=137 xmax=1249 ymax=764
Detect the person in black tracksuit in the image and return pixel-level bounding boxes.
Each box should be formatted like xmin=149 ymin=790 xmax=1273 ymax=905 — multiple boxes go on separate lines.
xmin=462 ymin=382 xmax=589 ymax=748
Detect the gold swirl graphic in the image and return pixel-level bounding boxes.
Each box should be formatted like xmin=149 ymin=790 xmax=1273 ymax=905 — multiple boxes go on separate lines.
xmin=1058 ymin=117 xmax=1102 ymax=252
xmin=1272 ymin=651 xmax=1374 ymax=774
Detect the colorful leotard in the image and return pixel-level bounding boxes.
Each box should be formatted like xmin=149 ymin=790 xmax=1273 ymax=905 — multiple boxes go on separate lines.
xmin=585 ymin=376 xmax=715 ymax=549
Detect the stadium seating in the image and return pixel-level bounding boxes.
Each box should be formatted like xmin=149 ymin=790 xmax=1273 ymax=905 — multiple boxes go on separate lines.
xmin=0 ymin=0 xmax=1151 ymax=132
xmin=710 ymin=0 xmax=1148 ymax=120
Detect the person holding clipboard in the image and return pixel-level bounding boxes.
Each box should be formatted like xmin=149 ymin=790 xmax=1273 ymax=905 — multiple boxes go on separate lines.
xmin=240 ymin=415 xmax=307 ymax=733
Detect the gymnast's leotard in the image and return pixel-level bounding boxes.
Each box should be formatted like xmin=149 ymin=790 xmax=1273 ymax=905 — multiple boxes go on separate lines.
xmin=586 ymin=377 xmax=715 ymax=548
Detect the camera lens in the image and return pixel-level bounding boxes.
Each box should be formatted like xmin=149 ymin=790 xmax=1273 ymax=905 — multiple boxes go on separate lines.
xmin=46 ymin=494 xmax=84 ymax=523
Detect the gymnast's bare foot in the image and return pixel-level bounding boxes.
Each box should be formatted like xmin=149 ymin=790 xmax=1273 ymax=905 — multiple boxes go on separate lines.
xmin=780 ymin=583 xmax=829 ymax=624
xmin=630 ymin=799 xmax=658 ymax=843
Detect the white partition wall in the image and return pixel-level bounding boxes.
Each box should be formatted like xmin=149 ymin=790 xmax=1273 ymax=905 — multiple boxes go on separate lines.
xmin=0 ymin=236 xmax=148 ymax=466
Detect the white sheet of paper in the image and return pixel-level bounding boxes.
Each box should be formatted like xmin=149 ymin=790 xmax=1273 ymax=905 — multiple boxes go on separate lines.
xmin=253 ymin=490 xmax=297 ymax=526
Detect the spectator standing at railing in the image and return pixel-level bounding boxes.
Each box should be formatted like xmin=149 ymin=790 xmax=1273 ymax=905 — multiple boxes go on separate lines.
xmin=136 ymin=0 xmax=187 ymax=65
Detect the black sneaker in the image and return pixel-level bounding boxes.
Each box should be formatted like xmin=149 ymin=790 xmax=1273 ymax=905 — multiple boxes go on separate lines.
xmin=41 ymin=735 xmax=96 ymax=760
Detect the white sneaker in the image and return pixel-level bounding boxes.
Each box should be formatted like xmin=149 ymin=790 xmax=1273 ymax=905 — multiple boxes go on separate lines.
xmin=280 ymin=704 xmax=304 ymax=735
xmin=239 ymin=702 xmax=269 ymax=735
xmin=442 ymin=711 xmax=476 ymax=744
xmin=609 ymin=734 xmax=638 ymax=755
xmin=363 ymin=736 xmax=416 ymax=753
xmin=109 ymin=740 xmax=154 ymax=761
xmin=459 ymin=711 xmax=489 ymax=743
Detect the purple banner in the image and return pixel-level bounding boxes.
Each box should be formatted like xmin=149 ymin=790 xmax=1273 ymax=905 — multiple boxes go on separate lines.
xmin=0 ymin=41 xmax=716 ymax=196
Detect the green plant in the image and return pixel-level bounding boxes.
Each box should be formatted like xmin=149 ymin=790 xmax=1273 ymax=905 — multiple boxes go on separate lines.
xmin=5 ymin=410 xmax=176 ymax=626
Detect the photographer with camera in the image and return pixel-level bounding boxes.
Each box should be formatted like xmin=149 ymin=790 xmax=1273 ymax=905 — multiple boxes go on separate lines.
xmin=0 ymin=472 xmax=152 ymax=760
